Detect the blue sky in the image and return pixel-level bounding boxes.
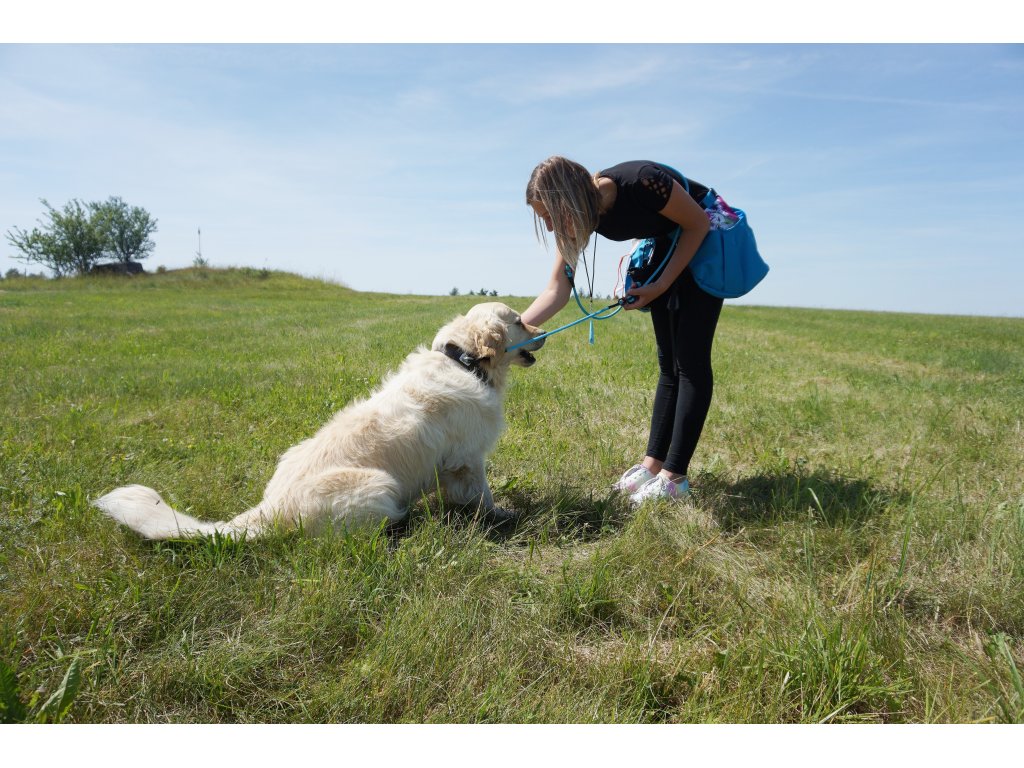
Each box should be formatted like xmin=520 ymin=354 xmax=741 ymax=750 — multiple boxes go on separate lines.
xmin=2 ymin=41 xmax=1022 ymax=317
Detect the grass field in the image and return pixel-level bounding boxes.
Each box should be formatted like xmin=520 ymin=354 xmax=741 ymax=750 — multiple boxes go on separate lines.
xmin=1 ymin=268 xmax=1022 ymax=723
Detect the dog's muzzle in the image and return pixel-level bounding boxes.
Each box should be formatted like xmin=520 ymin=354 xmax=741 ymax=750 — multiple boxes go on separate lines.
xmin=517 ymin=332 xmax=545 ymax=365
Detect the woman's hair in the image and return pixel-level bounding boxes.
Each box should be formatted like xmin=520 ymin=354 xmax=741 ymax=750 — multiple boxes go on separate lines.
xmin=526 ymin=156 xmax=600 ymax=270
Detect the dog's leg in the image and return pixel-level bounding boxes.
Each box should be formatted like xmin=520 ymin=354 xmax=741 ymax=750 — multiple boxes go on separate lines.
xmin=439 ymin=461 xmax=495 ymax=512
xmin=307 ymin=467 xmax=407 ymax=529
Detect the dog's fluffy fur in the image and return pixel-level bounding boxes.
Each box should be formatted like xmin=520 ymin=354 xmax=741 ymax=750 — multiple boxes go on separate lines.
xmin=93 ymin=302 xmax=544 ymax=540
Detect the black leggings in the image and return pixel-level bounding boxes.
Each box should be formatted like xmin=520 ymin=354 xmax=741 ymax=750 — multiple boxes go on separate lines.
xmin=645 ymin=269 xmax=723 ymax=476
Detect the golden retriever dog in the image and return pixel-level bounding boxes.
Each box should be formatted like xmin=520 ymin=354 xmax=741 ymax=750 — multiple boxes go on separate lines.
xmin=93 ymin=302 xmax=545 ymax=539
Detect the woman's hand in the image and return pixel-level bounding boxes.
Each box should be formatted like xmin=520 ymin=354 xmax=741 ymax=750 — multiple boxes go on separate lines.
xmin=623 ymin=282 xmax=665 ymax=311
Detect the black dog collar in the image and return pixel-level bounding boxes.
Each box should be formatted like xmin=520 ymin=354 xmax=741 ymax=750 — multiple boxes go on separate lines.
xmin=441 ymin=343 xmax=490 ymax=385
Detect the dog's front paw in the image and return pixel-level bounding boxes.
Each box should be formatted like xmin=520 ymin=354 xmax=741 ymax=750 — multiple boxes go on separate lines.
xmin=484 ymin=506 xmax=517 ymax=523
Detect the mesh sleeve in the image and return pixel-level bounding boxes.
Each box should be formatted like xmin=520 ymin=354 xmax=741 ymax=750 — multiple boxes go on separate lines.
xmin=635 ymin=164 xmax=675 ymax=210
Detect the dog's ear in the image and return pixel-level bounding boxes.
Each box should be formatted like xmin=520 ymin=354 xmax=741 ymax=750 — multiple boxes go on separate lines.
xmin=470 ymin=321 xmax=506 ymax=362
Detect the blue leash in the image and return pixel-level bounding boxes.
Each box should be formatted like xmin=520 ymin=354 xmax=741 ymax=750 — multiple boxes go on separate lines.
xmin=506 ymin=293 xmax=622 ymax=352
xmin=506 ymin=262 xmax=624 ymax=352
xmin=506 ymin=233 xmax=681 ymax=353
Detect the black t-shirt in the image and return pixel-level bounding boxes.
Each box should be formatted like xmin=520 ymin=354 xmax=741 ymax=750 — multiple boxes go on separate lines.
xmin=595 ymin=161 xmax=710 ymax=242
xmin=594 ymin=161 xmax=712 ymax=309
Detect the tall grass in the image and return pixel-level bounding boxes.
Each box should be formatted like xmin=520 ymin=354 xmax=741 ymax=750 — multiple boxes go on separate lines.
xmin=1 ymin=268 xmax=1022 ymax=722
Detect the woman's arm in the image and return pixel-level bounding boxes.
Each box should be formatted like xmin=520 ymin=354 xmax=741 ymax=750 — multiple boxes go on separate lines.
xmin=521 ymin=253 xmax=572 ymax=326
xmin=623 ymin=180 xmax=710 ymax=311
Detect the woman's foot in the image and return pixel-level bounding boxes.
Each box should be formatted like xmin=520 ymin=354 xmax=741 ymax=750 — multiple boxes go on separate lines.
xmin=628 ymin=474 xmax=689 ymax=507
xmin=611 ymin=464 xmax=655 ymax=493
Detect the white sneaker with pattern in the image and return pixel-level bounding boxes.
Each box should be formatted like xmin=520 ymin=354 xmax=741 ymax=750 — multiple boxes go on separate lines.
xmin=611 ymin=464 xmax=655 ymax=493
xmin=628 ymin=474 xmax=689 ymax=507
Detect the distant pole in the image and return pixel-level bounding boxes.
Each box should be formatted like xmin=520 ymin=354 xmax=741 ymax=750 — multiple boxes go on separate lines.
xmin=196 ymin=227 xmax=202 ymax=261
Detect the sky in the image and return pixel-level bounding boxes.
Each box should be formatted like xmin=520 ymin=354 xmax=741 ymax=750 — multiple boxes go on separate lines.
xmin=2 ymin=11 xmax=1022 ymax=317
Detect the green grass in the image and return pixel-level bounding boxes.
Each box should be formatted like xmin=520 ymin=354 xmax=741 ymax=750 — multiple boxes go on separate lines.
xmin=1 ymin=267 xmax=1022 ymax=723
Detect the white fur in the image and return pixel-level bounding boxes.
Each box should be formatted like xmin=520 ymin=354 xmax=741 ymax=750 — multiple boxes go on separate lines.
xmin=93 ymin=303 xmax=544 ymax=540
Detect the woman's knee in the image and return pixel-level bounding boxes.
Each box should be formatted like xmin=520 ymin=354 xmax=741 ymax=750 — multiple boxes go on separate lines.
xmin=675 ymin=365 xmax=714 ymax=395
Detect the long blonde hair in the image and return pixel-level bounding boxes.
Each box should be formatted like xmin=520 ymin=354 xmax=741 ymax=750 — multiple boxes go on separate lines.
xmin=526 ymin=156 xmax=601 ymax=270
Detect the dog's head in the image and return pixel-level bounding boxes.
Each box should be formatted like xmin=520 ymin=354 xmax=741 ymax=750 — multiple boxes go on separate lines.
xmin=432 ymin=302 xmax=545 ymax=388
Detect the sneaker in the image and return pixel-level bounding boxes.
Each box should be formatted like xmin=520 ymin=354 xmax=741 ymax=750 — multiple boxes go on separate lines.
xmin=611 ymin=464 xmax=655 ymax=493
xmin=628 ymin=474 xmax=690 ymax=506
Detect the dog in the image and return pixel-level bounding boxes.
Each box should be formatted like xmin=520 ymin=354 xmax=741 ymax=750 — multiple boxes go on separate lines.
xmin=93 ymin=302 xmax=545 ymax=539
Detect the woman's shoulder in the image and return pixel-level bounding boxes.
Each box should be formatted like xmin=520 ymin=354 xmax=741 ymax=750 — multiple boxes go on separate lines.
xmin=601 ymin=161 xmax=708 ymax=205
xmin=600 ymin=160 xmax=685 ymax=190
xmin=599 ymin=160 xmax=660 ymax=180
xmin=598 ymin=161 xmax=681 ymax=209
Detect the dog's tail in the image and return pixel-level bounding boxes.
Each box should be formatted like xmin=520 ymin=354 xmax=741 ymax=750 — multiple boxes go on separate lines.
xmin=92 ymin=485 xmax=272 ymax=540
